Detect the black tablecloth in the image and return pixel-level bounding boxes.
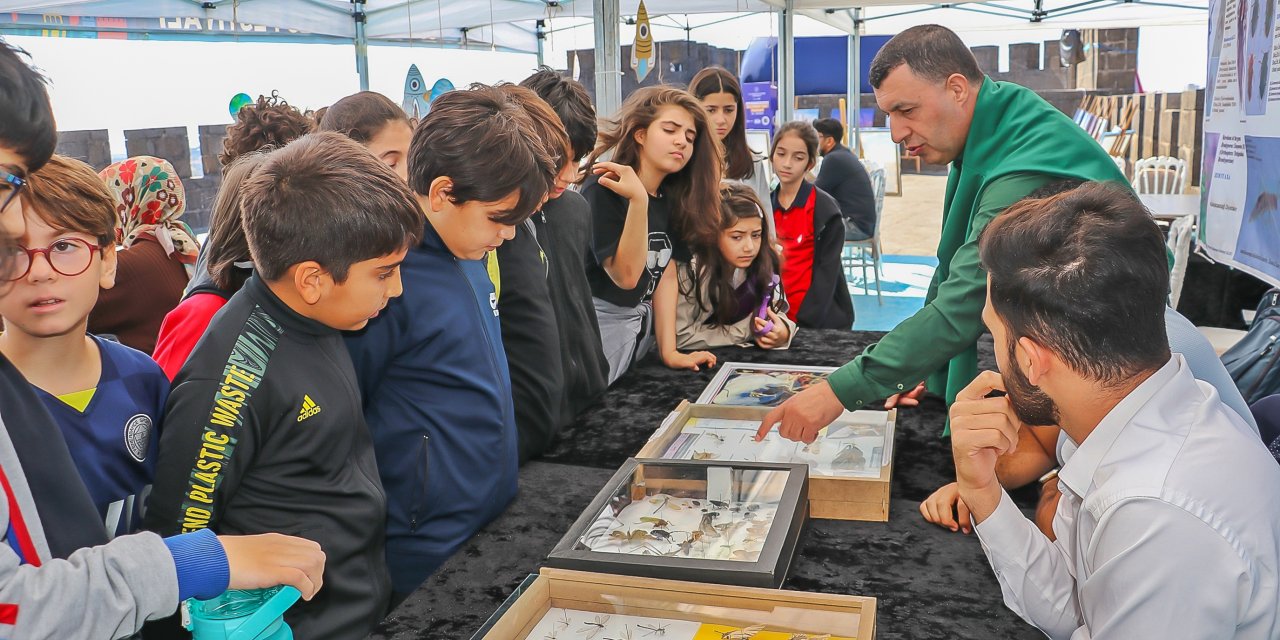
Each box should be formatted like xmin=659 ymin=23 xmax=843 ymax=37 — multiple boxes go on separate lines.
xmin=370 ymin=329 xmax=1043 ymax=639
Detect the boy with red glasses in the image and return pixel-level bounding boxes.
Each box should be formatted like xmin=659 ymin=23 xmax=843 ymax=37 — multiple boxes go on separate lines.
xmin=0 ymin=154 xmax=169 ymax=540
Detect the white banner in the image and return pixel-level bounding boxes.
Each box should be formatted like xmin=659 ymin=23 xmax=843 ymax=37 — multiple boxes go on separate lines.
xmin=1201 ymin=0 xmax=1280 ymax=286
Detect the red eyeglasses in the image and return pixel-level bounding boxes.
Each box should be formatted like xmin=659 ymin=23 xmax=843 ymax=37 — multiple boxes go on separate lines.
xmin=6 ymin=238 xmax=102 ymax=281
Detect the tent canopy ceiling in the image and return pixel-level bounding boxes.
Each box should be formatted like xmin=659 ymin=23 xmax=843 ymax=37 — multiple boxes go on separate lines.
xmin=1 ymin=0 xmax=1207 ymax=53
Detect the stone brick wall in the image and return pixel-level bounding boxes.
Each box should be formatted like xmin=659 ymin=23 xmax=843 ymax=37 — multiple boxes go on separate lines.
xmin=57 ymin=126 xmax=229 ymax=233
xmin=1072 ymin=28 xmax=1140 ymax=93
xmin=53 ymin=129 xmax=112 ymax=168
xmin=570 ymin=39 xmax=741 ymax=104
xmin=124 ymin=127 xmax=193 ymax=179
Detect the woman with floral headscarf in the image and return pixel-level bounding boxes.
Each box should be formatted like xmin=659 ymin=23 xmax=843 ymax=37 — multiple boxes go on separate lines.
xmin=89 ymin=156 xmax=198 ymax=354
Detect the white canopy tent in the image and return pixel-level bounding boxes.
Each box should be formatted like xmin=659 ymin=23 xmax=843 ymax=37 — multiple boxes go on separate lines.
xmin=1 ymin=0 xmax=1206 ymax=129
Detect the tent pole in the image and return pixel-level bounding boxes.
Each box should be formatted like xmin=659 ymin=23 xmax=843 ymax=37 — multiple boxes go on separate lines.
xmin=593 ymin=0 xmax=622 ymax=118
xmin=778 ymin=0 xmax=795 ymax=124
xmin=536 ymin=19 xmax=546 ymax=67
xmin=354 ymin=0 xmax=370 ymax=91
xmin=848 ymin=8 xmax=861 ymax=156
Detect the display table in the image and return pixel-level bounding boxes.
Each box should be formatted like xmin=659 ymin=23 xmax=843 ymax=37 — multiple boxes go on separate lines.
xmin=369 ymin=329 xmax=1044 ymax=640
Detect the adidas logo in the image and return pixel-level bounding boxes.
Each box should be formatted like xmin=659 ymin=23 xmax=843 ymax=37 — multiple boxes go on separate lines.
xmin=297 ymin=395 xmax=322 ymax=422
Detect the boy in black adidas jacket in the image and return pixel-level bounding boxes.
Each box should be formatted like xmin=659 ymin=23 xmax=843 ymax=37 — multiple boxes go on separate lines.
xmin=146 ymin=132 xmax=424 ymax=640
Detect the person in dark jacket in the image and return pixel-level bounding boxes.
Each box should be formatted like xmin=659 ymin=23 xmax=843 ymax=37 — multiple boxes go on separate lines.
xmin=488 ymin=69 xmax=610 ymax=464
xmin=770 ymin=121 xmax=855 ymax=330
xmin=146 ymin=132 xmax=423 ymax=640
xmin=344 ymin=84 xmax=559 ymax=599
xmin=813 ymin=118 xmax=877 ymax=241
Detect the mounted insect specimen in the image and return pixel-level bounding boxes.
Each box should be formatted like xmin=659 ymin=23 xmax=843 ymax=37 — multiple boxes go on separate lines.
xmin=636 ymin=621 xmax=669 ymax=637
xmin=577 ymin=614 xmax=611 ymax=639
xmin=718 ymin=624 xmax=766 ymax=639
xmin=832 ymin=443 xmax=866 ymax=469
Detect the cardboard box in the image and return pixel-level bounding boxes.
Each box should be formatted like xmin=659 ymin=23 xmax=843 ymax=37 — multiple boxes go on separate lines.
xmin=546 ymin=458 xmax=810 ymax=589
xmin=474 ymin=568 xmax=877 ymax=640
xmin=639 ymin=402 xmax=896 ymax=523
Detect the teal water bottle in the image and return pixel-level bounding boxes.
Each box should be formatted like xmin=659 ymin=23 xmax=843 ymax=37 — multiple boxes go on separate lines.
xmin=183 ymin=585 xmax=301 ymax=640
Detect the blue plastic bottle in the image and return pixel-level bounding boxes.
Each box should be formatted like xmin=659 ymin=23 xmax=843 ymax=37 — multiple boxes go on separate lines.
xmin=184 ymin=585 xmax=301 ymax=640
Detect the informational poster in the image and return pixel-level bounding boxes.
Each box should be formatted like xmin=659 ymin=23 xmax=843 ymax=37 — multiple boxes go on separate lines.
xmin=1201 ymin=0 xmax=1280 ymax=286
xmin=742 ymin=82 xmax=777 ymax=132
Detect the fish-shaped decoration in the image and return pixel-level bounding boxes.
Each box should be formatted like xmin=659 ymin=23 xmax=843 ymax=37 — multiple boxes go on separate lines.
xmin=629 ymin=0 xmax=654 ymax=82
xmin=429 ymin=78 xmax=454 ymax=105
xmin=401 ymin=65 xmax=430 ymax=119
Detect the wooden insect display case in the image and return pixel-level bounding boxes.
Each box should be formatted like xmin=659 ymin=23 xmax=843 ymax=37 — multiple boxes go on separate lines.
xmin=637 ymin=402 xmax=895 ymax=523
xmin=545 ymin=458 xmax=808 ymax=589
xmin=695 ymin=363 xmax=837 ymax=407
xmin=472 ymin=568 xmax=876 ymax=640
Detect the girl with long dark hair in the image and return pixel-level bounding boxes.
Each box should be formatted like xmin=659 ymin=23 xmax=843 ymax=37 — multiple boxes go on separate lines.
xmin=674 ymin=182 xmax=794 ymax=351
xmin=583 ymin=86 xmax=722 ymax=382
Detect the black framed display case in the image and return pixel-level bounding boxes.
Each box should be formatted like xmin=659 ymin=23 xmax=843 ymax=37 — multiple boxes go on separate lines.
xmin=545 ymin=458 xmax=809 ymax=588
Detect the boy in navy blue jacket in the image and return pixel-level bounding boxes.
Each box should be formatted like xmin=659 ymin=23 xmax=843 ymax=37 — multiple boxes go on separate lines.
xmin=345 ymin=84 xmax=558 ymax=598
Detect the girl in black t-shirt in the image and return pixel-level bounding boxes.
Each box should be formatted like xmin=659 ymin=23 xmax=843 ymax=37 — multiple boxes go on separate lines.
xmin=582 ymin=86 xmax=722 ymax=384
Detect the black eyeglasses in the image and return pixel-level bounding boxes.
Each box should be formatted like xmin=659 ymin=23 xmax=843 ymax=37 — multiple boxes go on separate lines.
xmin=6 ymin=238 xmax=102 ymax=281
xmin=0 ymin=168 xmax=24 ymax=214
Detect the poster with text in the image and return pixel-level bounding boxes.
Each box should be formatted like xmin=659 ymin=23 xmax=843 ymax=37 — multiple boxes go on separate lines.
xmin=1202 ymin=0 xmax=1280 ymax=286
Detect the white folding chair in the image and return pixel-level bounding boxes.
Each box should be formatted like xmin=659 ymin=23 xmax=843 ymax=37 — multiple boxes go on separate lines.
xmin=1166 ymin=213 xmax=1195 ymax=308
xmin=1133 ymin=156 xmax=1188 ymax=195
xmin=842 ymin=162 xmax=885 ymax=304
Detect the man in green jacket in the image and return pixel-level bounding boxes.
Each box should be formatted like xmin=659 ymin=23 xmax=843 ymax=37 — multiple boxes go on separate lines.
xmin=757 ymin=24 xmax=1127 ymax=443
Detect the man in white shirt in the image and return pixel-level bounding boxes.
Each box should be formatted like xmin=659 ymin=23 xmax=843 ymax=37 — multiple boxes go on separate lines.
xmin=954 ymin=181 xmax=1280 ymax=639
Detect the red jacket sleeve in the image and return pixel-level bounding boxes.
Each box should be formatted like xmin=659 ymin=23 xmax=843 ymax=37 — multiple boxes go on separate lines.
xmin=152 ymin=294 xmax=228 ymax=381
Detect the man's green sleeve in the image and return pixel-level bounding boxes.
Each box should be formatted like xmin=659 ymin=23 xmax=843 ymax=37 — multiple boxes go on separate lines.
xmin=826 ymin=173 xmax=1052 ymax=409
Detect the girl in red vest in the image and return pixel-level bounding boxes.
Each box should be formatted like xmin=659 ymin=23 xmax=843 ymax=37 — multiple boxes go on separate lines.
xmin=769 ymin=121 xmax=854 ymax=329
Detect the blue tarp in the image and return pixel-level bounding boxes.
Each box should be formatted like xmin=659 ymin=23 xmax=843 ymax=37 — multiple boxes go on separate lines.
xmin=740 ymin=35 xmax=892 ymax=95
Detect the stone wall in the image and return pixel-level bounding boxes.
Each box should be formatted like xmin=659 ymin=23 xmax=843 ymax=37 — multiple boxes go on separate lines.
xmin=1073 ymin=28 xmax=1141 ymax=93
xmin=569 ymin=39 xmax=741 ymax=103
xmin=53 ymin=129 xmax=112 ymax=169
xmin=56 ymin=126 xmax=228 ymax=232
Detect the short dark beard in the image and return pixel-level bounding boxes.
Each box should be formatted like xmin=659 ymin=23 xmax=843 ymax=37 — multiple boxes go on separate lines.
xmin=1004 ymin=340 xmax=1060 ymax=426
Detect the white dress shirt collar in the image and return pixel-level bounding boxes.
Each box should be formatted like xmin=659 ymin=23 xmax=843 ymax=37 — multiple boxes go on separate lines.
xmin=1057 ymin=355 xmax=1180 ymax=498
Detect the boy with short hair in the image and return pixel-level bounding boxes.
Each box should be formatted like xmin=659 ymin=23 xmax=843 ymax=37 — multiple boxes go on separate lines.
xmin=146 ymin=132 xmax=423 ymax=639
xmin=0 ymin=42 xmax=325 ymax=640
xmin=345 ymin=84 xmax=558 ymax=597
xmin=0 ymin=154 xmax=167 ymax=540
xmin=491 ymin=70 xmax=610 ymax=463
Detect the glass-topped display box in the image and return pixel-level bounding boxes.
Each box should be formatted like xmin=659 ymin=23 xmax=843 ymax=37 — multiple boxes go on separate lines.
xmin=639 ymin=401 xmax=896 ymax=522
xmin=546 ymin=458 xmax=808 ymax=588
xmin=471 ymin=568 xmax=877 ymax=640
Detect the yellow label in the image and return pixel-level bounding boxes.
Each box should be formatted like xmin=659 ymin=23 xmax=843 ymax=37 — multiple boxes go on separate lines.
xmin=694 ymin=623 xmax=853 ymax=640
